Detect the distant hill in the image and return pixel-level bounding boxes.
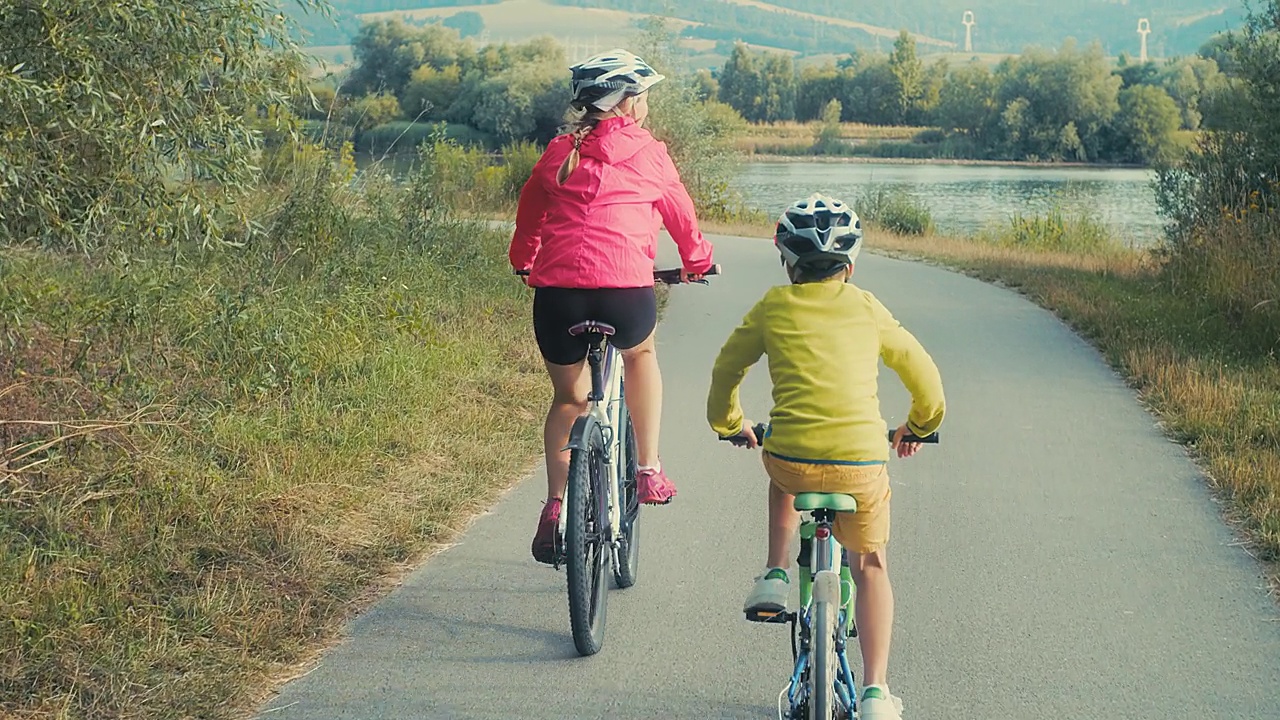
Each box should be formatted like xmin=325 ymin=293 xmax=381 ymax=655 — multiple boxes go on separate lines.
xmin=286 ymin=0 xmax=1246 ymax=59
xmin=755 ymin=0 xmax=1246 ymax=56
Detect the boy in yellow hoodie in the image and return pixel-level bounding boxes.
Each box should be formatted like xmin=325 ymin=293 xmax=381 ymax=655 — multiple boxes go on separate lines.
xmin=706 ymin=193 xmax=945 ymax=720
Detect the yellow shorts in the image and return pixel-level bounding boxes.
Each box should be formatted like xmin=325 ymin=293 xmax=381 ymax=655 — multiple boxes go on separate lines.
xmin=762 ymin=452 xmax=891 ymax=554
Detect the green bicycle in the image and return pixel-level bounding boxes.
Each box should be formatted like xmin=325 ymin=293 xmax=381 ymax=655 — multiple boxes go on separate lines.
xmin=722 ymin=422 xmax=939 ymax=720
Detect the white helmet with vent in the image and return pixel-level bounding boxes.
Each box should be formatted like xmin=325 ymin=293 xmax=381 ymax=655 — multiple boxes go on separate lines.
xmin=774 ymin=193 xmax=864 ymax=273
xmin=569 ymin=49 xmax=665 ymax=112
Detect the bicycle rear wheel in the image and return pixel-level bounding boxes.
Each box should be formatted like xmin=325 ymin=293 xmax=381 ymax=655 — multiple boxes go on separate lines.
xmin=613 ymin=400 xmax=640 ymax=589
xmin=809 ymin=573 xmax=840 ymax=720
xmin=566 ymin=423 xmax=610 ymax=656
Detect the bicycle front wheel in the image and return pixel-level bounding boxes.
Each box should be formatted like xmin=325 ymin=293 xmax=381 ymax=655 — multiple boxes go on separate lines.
xmin=809 ymin=572 xmax=840 ymax=720
xmin=565 ymin=423 xmax=611 ymax=656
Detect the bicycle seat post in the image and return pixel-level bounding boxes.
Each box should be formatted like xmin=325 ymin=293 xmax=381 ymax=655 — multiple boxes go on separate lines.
xmin=567 ymin=320 xmax=617 ymax=404
xmin=585 ymin=333 xmax=606 ymax=402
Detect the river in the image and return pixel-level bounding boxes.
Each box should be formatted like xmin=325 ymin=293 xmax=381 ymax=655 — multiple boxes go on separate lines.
xmin=355 ymin=154 xmax=1165 ymax=246
xmin=733 ymin=161 xmax=1164 ymax=246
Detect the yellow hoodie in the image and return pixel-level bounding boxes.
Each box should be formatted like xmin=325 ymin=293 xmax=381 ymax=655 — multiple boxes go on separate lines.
xmin=707 ymin=279 xmax=945 ymax=464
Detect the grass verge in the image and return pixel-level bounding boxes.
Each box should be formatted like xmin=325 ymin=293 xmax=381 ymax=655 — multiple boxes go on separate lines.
xmin=864 ymin=228 xmax=1280 ymax=593
xmin=0 ymin=155 xmax=548 ymax=718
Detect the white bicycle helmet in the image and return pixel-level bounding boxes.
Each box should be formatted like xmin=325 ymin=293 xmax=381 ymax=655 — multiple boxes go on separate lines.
xmin=774 ymin=193 xmax=864 ymax=273
xmin=569 ymin=49 xmax=666 ymax=112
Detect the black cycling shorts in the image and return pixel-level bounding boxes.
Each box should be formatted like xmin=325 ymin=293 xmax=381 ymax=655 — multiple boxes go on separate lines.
xmin=532 ymin=287 xmax=658 ymax=366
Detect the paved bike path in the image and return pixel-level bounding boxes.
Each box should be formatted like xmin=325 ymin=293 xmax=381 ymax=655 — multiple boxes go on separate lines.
xmin=257 ymin=235 xmax=1280 ymax=719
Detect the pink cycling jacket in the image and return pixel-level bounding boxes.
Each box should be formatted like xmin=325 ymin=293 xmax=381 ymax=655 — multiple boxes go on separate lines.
xmin=508 ymin=116 xmax=715 ymax=289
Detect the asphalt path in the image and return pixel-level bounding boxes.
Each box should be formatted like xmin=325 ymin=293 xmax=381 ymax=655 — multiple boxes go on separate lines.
xmin=257 ymin=234 xmax=1280 ymax=719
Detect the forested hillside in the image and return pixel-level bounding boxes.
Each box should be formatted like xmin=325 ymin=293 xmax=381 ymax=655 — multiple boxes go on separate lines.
xmin=287 ymin=0 xmax=1243 ymax=57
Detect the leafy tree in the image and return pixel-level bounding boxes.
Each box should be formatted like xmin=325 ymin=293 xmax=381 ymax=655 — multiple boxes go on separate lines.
xmin=888 ymin=30 xmax=924 ymax=124
xmin=1159 ymin=0 xmax=1280 ymax=237
xmin=717 ymin=44 xmax=761 ymax=120
xmin=1116 ymin=61 xmax=1160 ymax=89
xmin=716 ymin=44 xmax=796 ymax=122
xmin=917 ymin=58 xmax=949 ymax=123
xmin=934 ymin=62 xmax=998 ymax=139
xmin=692 ymin=68 xmax=719 ymax=102
xmin=796 ymin=64 xmax=844 ymax=121
xmin=469 ymin=63 xmax=568 ymax=144
xmin=344 ymin=21 xmax=464 ymax=99
xmin=842 ymin=59 xmax=899 ymax=125
xmin=1197 ymin=33 xmax=1237 ymax=73
xmin=0 ymin=0 xmax=313 ymax=250
xmin=758 ymin=53 xmax=798 ymax=122
xmin=342 ymin=92 xmax=404 ymax=131
xmin=812 ymin=99 xmax=845 ymax=154
xmin=1157 ymin=56 xmax=1225 ymax=130
xmin=992 ymin=40 xmax=1121 ymax=161
xmin=1113 ymin=85 xmax=1182 ymax=164
xmin=403 ymin=64 xmax=463 ymax=119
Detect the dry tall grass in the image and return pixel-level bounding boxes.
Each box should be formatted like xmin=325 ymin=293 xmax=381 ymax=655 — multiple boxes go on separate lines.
xmin=0 ymin=153 xmax=549 ymax=718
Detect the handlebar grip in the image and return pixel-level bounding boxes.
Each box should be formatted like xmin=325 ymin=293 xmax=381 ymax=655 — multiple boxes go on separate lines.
xmin=654 ymin=264 xmax=721 ymax=285
xmin=718 ymin=422 xmax=769 ymax=448
xmin=889 ymin=430 xmax=940 ymax=444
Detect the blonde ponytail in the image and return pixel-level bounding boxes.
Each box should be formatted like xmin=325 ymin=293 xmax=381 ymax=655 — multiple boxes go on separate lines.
xmin=555 ymin=100 xmax=627 ymax=185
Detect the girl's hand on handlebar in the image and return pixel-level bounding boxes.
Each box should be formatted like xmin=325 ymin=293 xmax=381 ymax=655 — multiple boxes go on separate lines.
xmin=680 ymin=268 xmax=706 ymax=284
xmin=890 ymin=424 xmax=922 ymax=459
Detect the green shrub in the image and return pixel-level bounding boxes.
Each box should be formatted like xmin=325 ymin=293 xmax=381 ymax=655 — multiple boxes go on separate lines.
xmin=1161 ymin=210 xmax=1280 ymax=355
xmin=977 ymin=207 xmax=1119 ymax=253
xmin=497 ymin=140 xmax=542 ymax=206
xmin=855 ymin=187 xmax=936 ymax=235
xmin=913 ymin=128 xmax=948 ymax=144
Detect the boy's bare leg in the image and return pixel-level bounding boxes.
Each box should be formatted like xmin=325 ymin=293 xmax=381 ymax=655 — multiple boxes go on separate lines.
xmin=849 ymin=548 xmax=893 ymax=686
xmin=767 ymin=481 xmax=800 ymax=568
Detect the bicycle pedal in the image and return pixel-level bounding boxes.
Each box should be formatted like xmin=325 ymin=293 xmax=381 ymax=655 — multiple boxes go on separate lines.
xmin=745 ymin=609 xmax=791 ymax=624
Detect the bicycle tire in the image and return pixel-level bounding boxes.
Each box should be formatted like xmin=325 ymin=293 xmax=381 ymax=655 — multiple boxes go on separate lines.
xmin=613 ymin=401 xmax=640 ymax=589
xmin=809 ymin=574 xmax=840 ymax=720
xmin=566 ymin=423 xmax=610 ymax=656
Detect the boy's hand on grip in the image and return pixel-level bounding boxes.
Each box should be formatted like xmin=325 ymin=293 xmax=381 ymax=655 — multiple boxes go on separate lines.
xmin=891 ymin=424 xmax=922 ymax=459
xmin=725 ymin=422 xmax=759 ymax=449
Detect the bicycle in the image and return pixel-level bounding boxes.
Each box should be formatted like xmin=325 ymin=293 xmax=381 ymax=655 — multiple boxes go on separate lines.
xmin=518 ymin=264 xmax=720 ymax=656
xmin=721 ymin=422 xmax=939 ymax=720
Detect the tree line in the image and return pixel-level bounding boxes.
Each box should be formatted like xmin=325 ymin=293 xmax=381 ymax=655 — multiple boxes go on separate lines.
xmin=713 ymin=32 xmax=1228 ymax=164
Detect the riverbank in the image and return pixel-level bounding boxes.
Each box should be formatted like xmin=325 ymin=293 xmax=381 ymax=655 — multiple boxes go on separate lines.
xmin=743 ymin=153 xmax=1148 ymax=170
xmin=862 ymin=229 xmax=1280 ymax=595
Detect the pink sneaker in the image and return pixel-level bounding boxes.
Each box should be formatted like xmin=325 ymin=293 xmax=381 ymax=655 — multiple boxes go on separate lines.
xmin=531 ymin=499 xmax=561 ymax=565
xmin=637 ymin=466 xmax=676 ymax=505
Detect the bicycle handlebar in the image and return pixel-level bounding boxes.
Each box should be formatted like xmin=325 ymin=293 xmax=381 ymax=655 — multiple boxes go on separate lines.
xmin=654 ymin=264 xmax=721 ymax=285
xmin=514 ymin=264 xmax=721 ymax=285
xmin=718 ymin=423 xmax=939 ymax=448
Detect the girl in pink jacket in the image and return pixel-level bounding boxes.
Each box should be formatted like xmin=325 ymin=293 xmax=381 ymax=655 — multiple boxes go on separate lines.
xmin=509 ymin=49 xmax=715 ymax=565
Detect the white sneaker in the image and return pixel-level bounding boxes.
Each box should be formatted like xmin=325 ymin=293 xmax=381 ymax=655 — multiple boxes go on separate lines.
xmin=743 ymin=567 xmax=790 ymax=613
xmin=858 ymin=685 xmax=904 ymax=719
